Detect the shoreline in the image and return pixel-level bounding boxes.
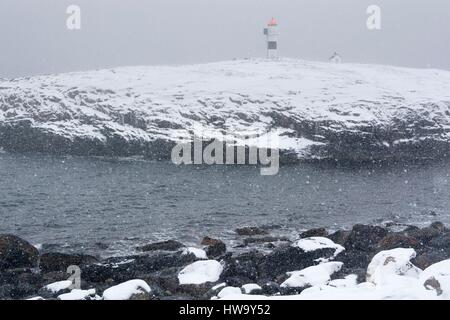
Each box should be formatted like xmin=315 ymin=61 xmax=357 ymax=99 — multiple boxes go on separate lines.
xmin=1 ymin=222 xmax=450 ymax=300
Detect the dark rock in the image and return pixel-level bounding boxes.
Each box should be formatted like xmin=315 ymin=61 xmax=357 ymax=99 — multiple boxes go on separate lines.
xmin=428 ymin=234 xmax=450 ymax=250
xmin=40 ymin=252 xmax=98 ymax=273
xmin=0 ymin=235 xmax=39 ymax=270
xmin=300 ymin=228 xmax=328 ymax=239
xmin=81 ymin=258 xmax=138 ymax=284
xmin=82 ymin=252 xmax=196 ymax=284
xmin=176 ymin=283 xmax=214 ymax=299
xmin=344 ymin=225 xmax=388 ymax=252
xmin=221 ymin=251 xmax=264 ymax=284
xmin=201 ymin=237 xmax=223 ymax=246
xmin=0 ymin=284 xmax=14 ymax=299
xmin=335 ymin=249 xmax=373 ymax=271
xmin=261 ymin=282 xmax=280 ymax=295
xmin=145 ymin=267 xmax=181 ymax=295
xmin=405 ymin=227 xmax=442 ymax=244
xmin=41 ymin=271 xmax=71 ymax=284
xmin=327 ymin=230 xmax=351 ymax=246
xmin=377 ymin=233 xmax=421 ymax=251
xmin=403 ymin=225 xmax=420 ymax=233
xmin=412 ymin=249 xmax=450 ymax=270
xmin=138 ymin=240 xmax=184 ymax=252
xmin=0 ymin=269 xmax=43 ymax=299
xmin=0 ymin=282 xmax=37 ymax=300
xmin=235 ymin=227 xmax=269 ymax=236
xmin=243 ymin=236 xmax=289 ymax=245
xmin=258 ymin=246 xmax=337 ymax=280
xmin=430 ymin=222 xmax=447 ymax=232
xmin=201 ymin=237 xmax=227 ymax=258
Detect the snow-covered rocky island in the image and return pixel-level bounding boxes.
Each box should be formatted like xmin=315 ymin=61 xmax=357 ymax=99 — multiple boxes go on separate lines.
xmin=1 ymin=59 xmax=450 ymax=162
xmin=1 ymin=222 xmax=450 ymax=300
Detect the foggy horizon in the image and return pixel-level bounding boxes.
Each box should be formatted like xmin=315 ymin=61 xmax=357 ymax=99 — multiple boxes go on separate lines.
xmin=1 ymin=0 xmax=449 ymax=78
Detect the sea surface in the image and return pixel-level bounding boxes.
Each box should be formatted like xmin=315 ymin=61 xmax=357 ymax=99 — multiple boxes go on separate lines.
xmin=0 ymin=153 xmax=449 ymax=257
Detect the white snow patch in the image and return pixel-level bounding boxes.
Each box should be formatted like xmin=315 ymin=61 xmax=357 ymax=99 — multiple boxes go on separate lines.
xmin=58 ymin=289 xmax=97 ymax=300
xmin=292 ymin=237 xmax=345 ymax=259
xmin=182 ymin=247 xmax=208 ymax=260
xmin=44 ymin=280 xmax=72 ymax=293
xmin=281 ymin=262 xmax=343 ymax=288
xmin=178 ymin=260 xmax=223 ymax=285
xmin=211 ymin=282 xmax=227 ymax=291
xmin=102 ymin=280 xmax=151 ymax=300
xmin=217 ymin=286 xmax=242 ymax=298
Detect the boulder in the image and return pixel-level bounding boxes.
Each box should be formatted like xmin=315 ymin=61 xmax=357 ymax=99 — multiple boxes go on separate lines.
xmin=300 ymin=228 xmax=328 ymax=239
xmin=258 ymin=245 xmax=337 ymax=279
xmin=201 ymin=237 xmax=227 ymax=258
xmin=327 ymin=230 xmax=351 ymax=246
xmin=377 ymin=233 xmax=421 ymax=251
xmin=39 ymin=252 xmax=98 ymax=272
xmin=404 ymin=223 xmax=445 ymax=244
xmin=366 ymin=248 xmax=421 ymax=285
xmin=235 ymin=227 xmax=269 ymax=236
xmin=0 ymin=235 xmax=39 ymax=270
xmin=412 ymin=249 xmax=450 ymax=270
xmin=138 ymin=240 xmax=184 ymax=252
xmin=220 ymin=251 xmax=264 ymax=284
xmin=344 ymin=225 xmax=388 ymax=252
xmin=428 ymin=234 xmax=450 ymax=251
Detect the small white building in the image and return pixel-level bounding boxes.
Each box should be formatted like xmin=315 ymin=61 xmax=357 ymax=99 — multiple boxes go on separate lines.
xmin=329 ymin=52 xmax=342 ymax=64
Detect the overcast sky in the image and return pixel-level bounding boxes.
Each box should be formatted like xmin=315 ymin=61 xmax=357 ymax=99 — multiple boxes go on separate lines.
xmin=0 ymin=0 xmax=449 ymax=78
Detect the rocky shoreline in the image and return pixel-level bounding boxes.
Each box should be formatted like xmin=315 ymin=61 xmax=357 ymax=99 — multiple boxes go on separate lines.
xmin=1 ymin=222 xmax=450 ymax=300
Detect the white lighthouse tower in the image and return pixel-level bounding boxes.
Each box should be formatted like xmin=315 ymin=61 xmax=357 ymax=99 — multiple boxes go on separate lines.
xmin=263 ymin=17 xmax=279 ymax=60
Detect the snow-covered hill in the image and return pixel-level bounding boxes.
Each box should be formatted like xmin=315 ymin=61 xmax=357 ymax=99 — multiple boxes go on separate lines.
xmin=1 ymin=58 xmax=450 ymax=162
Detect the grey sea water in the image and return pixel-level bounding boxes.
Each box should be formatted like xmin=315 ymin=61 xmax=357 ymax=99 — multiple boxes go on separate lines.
xmin=0 ymin=153 xmax=449 ymax=257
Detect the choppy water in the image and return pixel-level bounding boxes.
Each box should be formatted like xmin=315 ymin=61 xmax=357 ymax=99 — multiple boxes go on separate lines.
xmin=0 ymin=153 xmax=449 ymax=257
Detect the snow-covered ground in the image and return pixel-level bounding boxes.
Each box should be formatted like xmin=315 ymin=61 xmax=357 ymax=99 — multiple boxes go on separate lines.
xmin=218 ymin=248 xmax=450 ymax=300
xmin=1 ymin=59 xmax=450 ymax=161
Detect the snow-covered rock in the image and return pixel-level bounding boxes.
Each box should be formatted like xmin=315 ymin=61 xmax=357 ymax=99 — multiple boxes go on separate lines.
xmin=182 ymin=247 xmax=208 ymax=260
xmin=281 ymin=262 xmax=343 ymax=288
xmin=102 ymin=279 xmax=152 ymax=300
xmin=178 ymin=260 xmax=223 ymax=285
xmin=1 ymin=59 xmax=450 ymax=162
xmin=366 ymin=248 xmax=422 ymax=285
xmin=292 ymin=237 xmax=344 ymax=260
xmin=44 ymin=280 xmax=72 ymax=293
xmin=419 ymin=260 xmax=450 ymax=297
xmin=217 ymin=286 xmax=242 ymax=298
xmin=242 ymin=283 xmax=262 ymax=294
xmin=58 ymin=289 xmax=97 ymax=300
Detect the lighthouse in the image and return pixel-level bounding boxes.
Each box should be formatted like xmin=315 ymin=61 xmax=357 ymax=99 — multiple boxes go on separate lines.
xmin=263 ymin=17 xmax=279 ymax=60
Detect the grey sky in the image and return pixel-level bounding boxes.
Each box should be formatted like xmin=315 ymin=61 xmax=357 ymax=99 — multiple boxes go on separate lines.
xmin=0 ymin=0 xmax=449 ymax=78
